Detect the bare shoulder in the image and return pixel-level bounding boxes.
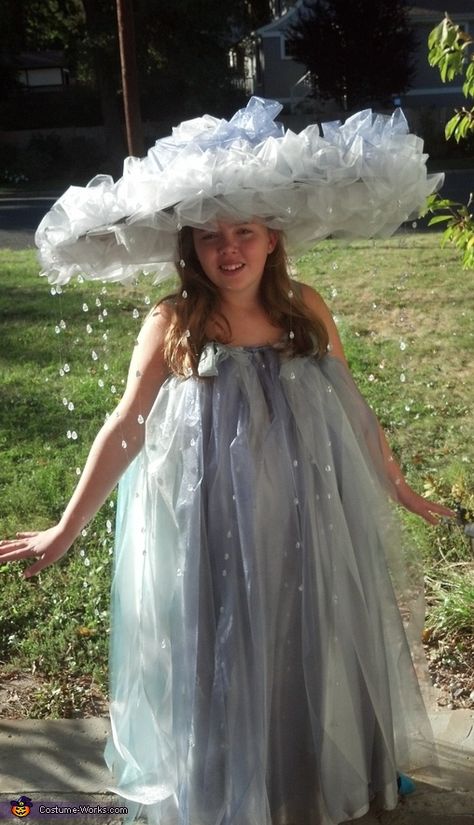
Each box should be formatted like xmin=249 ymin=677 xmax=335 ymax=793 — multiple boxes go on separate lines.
xmin=295 ymin=281 xmax=347 ymax=364
xmin=123 ymin=301 xmax=173 ymax=395
xmin=135 ymin=300 xmax=174 ymax=353
xmin=297 ymin=282 xmax=329 ymax=312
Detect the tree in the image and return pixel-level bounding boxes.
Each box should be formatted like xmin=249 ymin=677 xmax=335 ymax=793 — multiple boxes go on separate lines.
xmin=0 ymin=0 xmax=249 ymax=134
xmin=0 ymin=0 xmax=125 ymax=161
xmin=286 ymin=0 xmax=418 ymax=111
xmin=422 ymin=14 xmax=474 ymax=270
xmin=132 ymin=0 xmax=247 ymax=121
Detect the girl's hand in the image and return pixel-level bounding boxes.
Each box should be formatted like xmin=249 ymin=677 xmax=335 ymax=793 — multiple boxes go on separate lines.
xmin=395 ymin=482 xmax=456 ymax=526
xmin=0 ymin=525 xmax=72 ymax=579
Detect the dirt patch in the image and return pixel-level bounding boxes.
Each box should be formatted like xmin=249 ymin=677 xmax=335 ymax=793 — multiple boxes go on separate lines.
xmin=424 ymin=635 xmax=474 ymax=710
xmin=0 ymin=669 xmax=108 ymax=719
xmin=1 ymin=636 xmax=472 ymax=720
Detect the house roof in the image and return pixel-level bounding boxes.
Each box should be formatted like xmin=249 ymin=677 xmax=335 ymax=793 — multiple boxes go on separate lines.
xmin=408 ymin=0 xmax=474 ymax=15
xmin=0 ymin=51 xmax=66 ymax=70
xmin=254 ymin=0 xmax=474 ymax=36
xmin=255 ymin=1 xmax=301 ymax=35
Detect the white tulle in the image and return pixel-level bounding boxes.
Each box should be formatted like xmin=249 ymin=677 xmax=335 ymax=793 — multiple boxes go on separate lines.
xmin=104 ymin=344 xmax=436 ymax=825
xmin=35 ymin=97 xmax=444 ymax=285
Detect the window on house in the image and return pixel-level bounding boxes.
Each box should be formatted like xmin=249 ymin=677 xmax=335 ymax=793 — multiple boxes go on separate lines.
xmin=282 ymin=37 xmax=298 ymax=59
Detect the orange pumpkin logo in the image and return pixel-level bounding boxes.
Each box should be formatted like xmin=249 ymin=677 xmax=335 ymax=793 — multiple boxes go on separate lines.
xmin=10 ymin=796 xmax=33 ymax=817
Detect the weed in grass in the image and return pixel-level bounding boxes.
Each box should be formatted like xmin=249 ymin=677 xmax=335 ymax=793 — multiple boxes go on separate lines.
xmin=425 ymin=568 xmax=474 ymax=637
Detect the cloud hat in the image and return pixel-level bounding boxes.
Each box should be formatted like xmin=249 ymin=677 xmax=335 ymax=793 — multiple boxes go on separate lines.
xmin=35 ymin=96 xmax=443 ymax=285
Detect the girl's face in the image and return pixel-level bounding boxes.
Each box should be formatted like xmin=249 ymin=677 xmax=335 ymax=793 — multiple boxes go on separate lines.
xmin=192 ymin=221 xmax=277 ymax=296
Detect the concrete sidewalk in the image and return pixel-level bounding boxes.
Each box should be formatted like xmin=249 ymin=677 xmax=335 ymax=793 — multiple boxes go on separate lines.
xmin=0 ymin=711 xmax=473 ymax=824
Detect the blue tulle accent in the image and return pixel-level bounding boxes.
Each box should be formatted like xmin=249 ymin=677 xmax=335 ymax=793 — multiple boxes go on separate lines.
xmin=397 ymin=774 xmax=416 ymax=795
xmin=170 ymin=96 xmax=284 ymax=151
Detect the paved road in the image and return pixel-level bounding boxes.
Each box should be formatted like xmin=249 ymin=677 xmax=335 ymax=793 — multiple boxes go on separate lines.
xmin=0 ymin=169 xmax=473 ymax=250
xmin=0 ymin=196 xmax=55 ymax=250
xmin=0 ymin=711 xmax=473 ymax=824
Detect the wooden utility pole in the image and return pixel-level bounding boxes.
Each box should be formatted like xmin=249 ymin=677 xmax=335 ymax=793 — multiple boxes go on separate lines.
xmin=116 ymin=0 xmax=145 ymax=157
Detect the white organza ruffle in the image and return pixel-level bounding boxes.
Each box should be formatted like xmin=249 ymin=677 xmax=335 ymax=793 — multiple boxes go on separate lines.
xmin=35 ymin=97 xmax=444 ymax=285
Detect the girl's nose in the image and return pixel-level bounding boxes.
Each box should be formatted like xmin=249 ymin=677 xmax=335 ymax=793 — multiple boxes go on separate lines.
xmin=218 ymin=232 xmax=238 ymax=252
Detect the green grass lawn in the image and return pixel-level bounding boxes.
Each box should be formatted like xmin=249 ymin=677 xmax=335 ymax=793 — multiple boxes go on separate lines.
xmin=0 ymin=234 xmax=473 ymax=717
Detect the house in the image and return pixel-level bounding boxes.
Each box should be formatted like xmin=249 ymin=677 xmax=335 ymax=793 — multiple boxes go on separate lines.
xmin=235 ymin=1 xmax=474 ymax=115
xmin=1 ymin=51 xmax=69 ymax=90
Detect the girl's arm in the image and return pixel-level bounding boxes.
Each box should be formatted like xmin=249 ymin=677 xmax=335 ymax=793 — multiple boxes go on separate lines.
xmin=0 ymin=304 xmax=172 ymax=577
xmin=300 ymin=283 xmax=454 ymax=525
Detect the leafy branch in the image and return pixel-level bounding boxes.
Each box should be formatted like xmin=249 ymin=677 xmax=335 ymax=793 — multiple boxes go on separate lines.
xmin=425 ymin=14 xmax=474 ymax=268
xmin=422 ymin=194 xmax=474 ymax=269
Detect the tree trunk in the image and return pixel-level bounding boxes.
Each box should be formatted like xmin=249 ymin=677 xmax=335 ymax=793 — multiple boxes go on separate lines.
xmin=81 ymin=0 xmax=126 ymax=172
xmin=116 ymin=0 xmax=144 ymax=156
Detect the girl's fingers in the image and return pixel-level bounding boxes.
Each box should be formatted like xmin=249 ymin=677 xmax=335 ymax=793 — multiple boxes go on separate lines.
xmin=0 ymin=547 xmax=38 ymax=562
xmin=431 ymin=502 xmax=456 ymax=516
xmin=0 ymin=533 xmax=40 ymax=551
xmin=24 ymin=560 xmax=48 ymax=579
xmin=0 ymin=542 xmax=28 ymax=555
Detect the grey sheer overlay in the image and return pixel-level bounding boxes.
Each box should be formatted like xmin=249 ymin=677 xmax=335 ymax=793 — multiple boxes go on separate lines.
xmin=105 ymin=345 xmax=435 ymax=825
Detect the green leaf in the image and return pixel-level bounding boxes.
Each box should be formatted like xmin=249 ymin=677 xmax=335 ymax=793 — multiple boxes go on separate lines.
xmin=435 ymin=198 xmax=462 ymax=209
xmin=445 ymin=114 xmax=461 ymax=140
xmin=428 ymin=20 xmax=445 ymax=51
xmin=428 ymin=215 xmax=454 ymax=225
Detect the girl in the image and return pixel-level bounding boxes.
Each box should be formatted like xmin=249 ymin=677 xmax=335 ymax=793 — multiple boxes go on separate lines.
xmin=0 ymin=99 xmax=453 ymax=825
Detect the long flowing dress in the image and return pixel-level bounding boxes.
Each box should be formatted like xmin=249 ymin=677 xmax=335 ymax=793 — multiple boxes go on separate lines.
xmin=105 ymin=342 xmax=435 ymax=825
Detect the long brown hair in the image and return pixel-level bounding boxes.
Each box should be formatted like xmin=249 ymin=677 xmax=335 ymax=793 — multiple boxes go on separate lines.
xmin=159 ymin=226 xmax=329 ymax=377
